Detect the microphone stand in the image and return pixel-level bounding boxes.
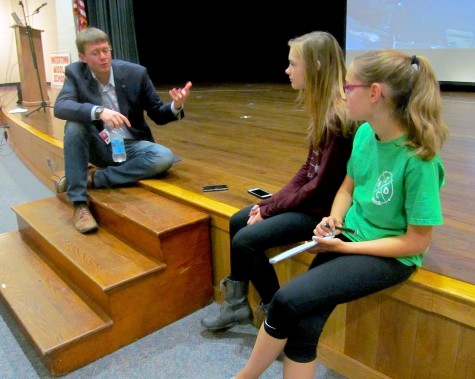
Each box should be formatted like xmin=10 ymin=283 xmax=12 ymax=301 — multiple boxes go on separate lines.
xmin=19 ymin=8 xmax=45 ymax=23
xmin=19 ymin=1 xmax=52 ymax=117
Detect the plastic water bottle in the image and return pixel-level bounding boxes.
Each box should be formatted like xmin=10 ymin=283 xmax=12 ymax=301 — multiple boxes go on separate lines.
xmin=111 ymin=128 xmax=127 ymax=162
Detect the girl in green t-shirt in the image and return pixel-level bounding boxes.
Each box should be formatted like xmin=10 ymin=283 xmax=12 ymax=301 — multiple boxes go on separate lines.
xmin=234 ymin=50 xmax=448 ymax=379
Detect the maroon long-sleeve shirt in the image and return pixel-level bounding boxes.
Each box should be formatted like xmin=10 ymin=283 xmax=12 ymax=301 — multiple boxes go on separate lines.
xmin=258 ymin=132 xmax=353 ymax=219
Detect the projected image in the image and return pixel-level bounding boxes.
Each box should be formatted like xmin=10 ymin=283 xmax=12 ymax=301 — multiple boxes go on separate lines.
xmin=347 ymin=0 xmax=475 ymax=50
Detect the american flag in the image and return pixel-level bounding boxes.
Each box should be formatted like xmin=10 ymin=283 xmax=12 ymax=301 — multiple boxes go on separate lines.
xmin=73 ymin=0 xmax=88 ymax=32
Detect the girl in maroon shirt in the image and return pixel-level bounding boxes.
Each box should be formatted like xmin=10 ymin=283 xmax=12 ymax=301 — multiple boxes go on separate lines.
xmin=201 ymin=31 xmax=357 ymax=331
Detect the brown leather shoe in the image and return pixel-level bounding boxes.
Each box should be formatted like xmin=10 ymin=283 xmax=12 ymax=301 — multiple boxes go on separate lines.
xmin=87 ymin=167 xmax=99 ymax=189
xmin=73 ymin=204 xmax=98 ymax=234
xmin=56 ymin=167 xmax=99 ymax=193
xmin=56 ymin=175 xmax=67 ymax=193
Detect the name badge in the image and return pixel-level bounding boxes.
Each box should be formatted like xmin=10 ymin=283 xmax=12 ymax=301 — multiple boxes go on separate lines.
xmin=99 ymin=129 xmax=111 ymax=144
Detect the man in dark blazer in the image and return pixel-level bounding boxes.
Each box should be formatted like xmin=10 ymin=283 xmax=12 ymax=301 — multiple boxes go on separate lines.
xmin=54 ymin=27 xmax=192 ymax=234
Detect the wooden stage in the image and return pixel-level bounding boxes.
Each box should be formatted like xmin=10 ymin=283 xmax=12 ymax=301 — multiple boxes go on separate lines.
xmin=2 ymin=83 xmax=474 ymax=286
xmin=2 ymin=83 xmax=475 ymax=378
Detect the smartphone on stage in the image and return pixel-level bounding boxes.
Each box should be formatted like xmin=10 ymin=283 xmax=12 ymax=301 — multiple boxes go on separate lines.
xmin=202 ymin=184 xmax=228 ymax=192
xmin=248 ymin=188 xmax=272 ymax=199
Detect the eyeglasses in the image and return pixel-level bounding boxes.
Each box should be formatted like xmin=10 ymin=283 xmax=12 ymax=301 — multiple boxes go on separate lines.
xmin=87 ymin=47 xmax=112 ymax=57
xmin=343 ymin=83 xmax=371 ymax=94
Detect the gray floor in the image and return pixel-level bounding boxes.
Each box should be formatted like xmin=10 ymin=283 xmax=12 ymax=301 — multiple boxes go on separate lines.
xmin=0 ymin=132 xmax=55 ymax=235
xmin=0 ymin=133 xmax=346 ymax=379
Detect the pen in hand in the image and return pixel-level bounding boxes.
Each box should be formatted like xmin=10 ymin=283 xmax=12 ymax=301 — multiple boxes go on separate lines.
xmin=322 ymin=223 xmax=358 ymax=235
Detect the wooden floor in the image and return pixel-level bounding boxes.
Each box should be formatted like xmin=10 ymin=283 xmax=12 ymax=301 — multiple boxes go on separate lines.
xmin=1 ymin=82 xmax=474 ymax=286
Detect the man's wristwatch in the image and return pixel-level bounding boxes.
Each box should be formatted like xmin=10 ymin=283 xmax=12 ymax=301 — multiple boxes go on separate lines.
xmin=94 ymin=106 xmax=104 ymax=120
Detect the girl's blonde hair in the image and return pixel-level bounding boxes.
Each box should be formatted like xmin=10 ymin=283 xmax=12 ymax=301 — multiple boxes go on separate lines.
xmin=288 ymin=31 xmax=355 ymax=149
xmin=352 ymin=50 xmax=448 ymax=160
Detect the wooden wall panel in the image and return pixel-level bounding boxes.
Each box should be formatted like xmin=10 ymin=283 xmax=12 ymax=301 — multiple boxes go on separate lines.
xmin=454 ymin=326 xmax=475 ymax=378
xmin=375 ymin=298 xmax=419 ymax=378
xmin=320 ymin=304 xmax=347 ymax=352
xmin=345 ymin=294 xmax=382 ymax=368
xmin=413 ymin=312 xmax=460 ymax=379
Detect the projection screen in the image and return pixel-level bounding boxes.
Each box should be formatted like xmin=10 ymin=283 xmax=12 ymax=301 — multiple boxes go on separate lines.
xmin=345 ymin=0 xmax=475 ymax=85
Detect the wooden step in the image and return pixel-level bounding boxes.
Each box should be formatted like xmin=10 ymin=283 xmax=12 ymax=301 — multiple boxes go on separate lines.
xmin=85 ymin=186 xmax=211 ymax=261
xmin=12 ymin=196 xmax=166 ymax=312
xmin=0 ymin=231 xmax=112 ymax=356
xmin=2 ymin=187 xmax=213 ymax=375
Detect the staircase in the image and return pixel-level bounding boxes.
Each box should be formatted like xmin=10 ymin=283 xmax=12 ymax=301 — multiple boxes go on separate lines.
xmin=0 ymin=186 xmax=213 ymax=376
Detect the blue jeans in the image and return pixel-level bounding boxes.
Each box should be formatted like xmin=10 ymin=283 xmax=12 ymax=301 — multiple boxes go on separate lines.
xmin=63 ymin=121 xmax=174 ymax=202
xmin=229 ymin=205 xmax=319 ymax=304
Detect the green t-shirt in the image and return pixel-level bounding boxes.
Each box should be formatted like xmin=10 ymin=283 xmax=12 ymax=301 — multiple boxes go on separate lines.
xmin=343 ymin=122 xmax=445 ymax=267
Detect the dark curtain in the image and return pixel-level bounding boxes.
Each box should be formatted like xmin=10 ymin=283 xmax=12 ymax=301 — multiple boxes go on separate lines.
xmin=85 ymin=0 xmax=139 ymax=64
xmin=132 ymin=2 xmax=347 ymax=85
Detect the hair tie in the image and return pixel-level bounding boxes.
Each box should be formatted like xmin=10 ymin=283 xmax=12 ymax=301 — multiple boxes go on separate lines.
xmin=411 ymin=55 xmax=418 ymax=65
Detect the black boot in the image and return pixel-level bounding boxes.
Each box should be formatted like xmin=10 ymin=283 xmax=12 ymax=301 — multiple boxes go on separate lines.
xmin=201 ymin=277 xmax=253 ymax=330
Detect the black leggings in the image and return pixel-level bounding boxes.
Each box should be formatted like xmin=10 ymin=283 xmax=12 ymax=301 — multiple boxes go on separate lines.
xmin=264 ymin=236 xmax=417 ymax=363
xmin=229 ymin=205 xmax=318 ymax=304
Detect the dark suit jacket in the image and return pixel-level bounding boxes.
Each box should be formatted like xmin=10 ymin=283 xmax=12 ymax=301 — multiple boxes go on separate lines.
xmin=54 ymin=59 xmax=183 ymax=142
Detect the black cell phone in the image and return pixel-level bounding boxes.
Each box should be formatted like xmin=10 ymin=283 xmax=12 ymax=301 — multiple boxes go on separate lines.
xmin=248 ymin=188 xmax=272 ymax=199
xmin=202 ymin=184 xmax=228 ymax=192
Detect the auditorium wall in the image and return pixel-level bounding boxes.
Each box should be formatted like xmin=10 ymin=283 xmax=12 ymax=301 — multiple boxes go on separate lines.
xmin=0 ymin=0 xmax=77 ymax=86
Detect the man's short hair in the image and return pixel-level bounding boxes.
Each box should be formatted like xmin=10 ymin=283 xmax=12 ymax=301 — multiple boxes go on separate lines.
xmin=76 ymin=27 xmax=110 ymax=54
